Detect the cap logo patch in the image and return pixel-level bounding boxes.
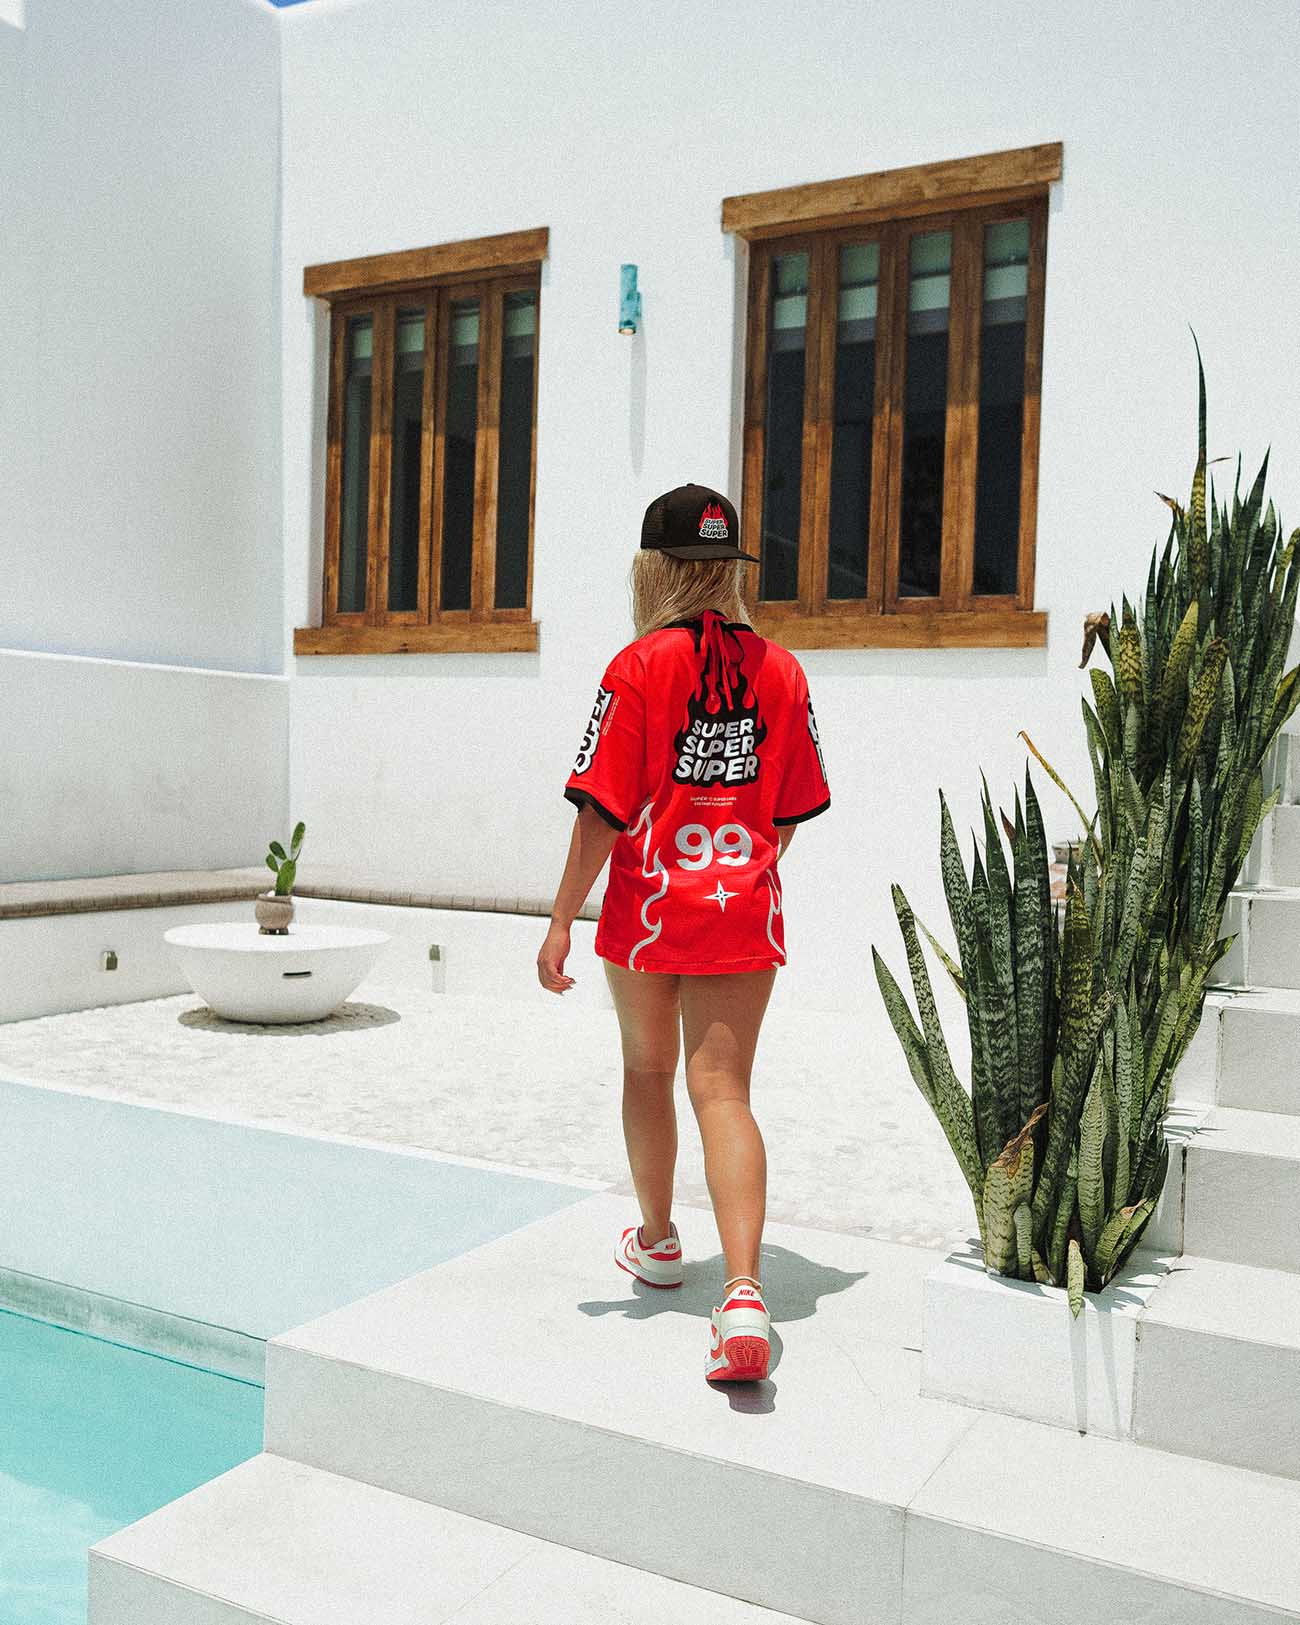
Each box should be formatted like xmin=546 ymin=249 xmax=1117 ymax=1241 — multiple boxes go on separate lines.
xmin=698 ymin=502 xmax=729 ymax=540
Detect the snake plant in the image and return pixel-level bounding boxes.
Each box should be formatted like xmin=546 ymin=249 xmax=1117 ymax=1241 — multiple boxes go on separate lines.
xmin=875 ymin=336 xmax=1299 ymax=1315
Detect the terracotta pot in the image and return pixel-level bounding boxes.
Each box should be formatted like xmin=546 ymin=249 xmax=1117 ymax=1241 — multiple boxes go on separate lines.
xmin=255 ymin=891 xmax=294 ymax=935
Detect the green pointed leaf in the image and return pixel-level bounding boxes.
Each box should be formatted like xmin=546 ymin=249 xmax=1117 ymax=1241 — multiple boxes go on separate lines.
xmin=1077 ymin=1067 xmax=1107 ymax=1267
xmin=1067 ymin=1237 xmax=1085 ymax=1318
xmin=872 ymin=943 xmax=981 ymax=1204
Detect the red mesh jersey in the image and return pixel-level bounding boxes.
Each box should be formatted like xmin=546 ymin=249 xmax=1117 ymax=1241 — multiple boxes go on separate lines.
xmin=563 ymin=609 xmax=830 ymax=974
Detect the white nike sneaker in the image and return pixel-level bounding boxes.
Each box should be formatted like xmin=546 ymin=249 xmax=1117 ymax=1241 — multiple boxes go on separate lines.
xmin=705 ymin=1277 xmax=770 ymax=1381
xmin=614 ymin=1220 xmax=684 ymax=1288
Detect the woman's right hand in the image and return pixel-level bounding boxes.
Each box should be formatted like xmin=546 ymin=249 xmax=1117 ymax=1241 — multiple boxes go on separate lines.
xmin=537 ymin=921 xmax=575 ymax=994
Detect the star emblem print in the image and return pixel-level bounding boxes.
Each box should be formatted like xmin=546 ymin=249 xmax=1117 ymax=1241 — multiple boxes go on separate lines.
xmin=709 ymin=881 xmax=737 ymax=910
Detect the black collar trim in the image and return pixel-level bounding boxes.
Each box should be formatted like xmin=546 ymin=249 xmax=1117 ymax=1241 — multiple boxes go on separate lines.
xmin=664 ymin=615 xmax=754 ymax=633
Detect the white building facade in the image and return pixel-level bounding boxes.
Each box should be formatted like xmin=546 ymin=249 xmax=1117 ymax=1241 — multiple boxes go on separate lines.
xmin=6 ymin=0 xmax=1298 ymax=1016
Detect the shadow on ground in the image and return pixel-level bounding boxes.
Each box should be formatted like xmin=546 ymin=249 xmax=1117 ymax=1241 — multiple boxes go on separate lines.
xmin=177 ymin=1001 xmax=402 ymax=1036
xmin=577 ymin=1243 xmax=870 ymax=1413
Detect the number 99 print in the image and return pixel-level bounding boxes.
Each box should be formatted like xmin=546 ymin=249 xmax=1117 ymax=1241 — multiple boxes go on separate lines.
xmin=673 ymin=822 xmax=754 ymax=868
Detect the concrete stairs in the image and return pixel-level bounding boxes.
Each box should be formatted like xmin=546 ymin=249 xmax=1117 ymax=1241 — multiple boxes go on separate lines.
xmin=1127 ymin=727 xmax=1300 ymax=1486
xmin=92 ymin=1191 xmax=1300 ymax=1624
xmin=89 ymin=1450 xmax=810 ymax=1625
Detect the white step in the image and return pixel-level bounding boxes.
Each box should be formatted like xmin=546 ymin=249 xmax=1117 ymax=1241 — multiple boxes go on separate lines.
xmin=89 ymin=1451 xmax=807 ymax=1624
xmin=248 ymin=1193 xmax=1300 ymax=1623
xmin=1214 ymin=987 xmax=1300 ymax=1114
xmin=88 ymin=1395 xmax=1300 ymax=1625
xmin=1184 ymin=1107 xmax=1300 ymax=1271
xmin=1271 ymin=805 xmax=1300 ymax=887
xmin=1240 ymin=736 xmax=1299 ymax=886
xmin=902 ymin=1411 xmax=1300 ymax=1623
xmin=1283 ymin=731 xmax=1300 ymax=806
xmin=1135 ymin=1254 xmax=1300 ymax=1480
xmin=1223 ymin=888 xmax=1300 ymax=991
xmin=265 ymin=1194 xmax=962 ymax=1625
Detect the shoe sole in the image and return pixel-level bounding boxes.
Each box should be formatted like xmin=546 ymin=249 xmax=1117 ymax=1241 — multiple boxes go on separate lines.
xmin=614 ymin=1252 xmax=683 ymax=1289
xmin=705 ymin=1335 xmax=770 ymax=1381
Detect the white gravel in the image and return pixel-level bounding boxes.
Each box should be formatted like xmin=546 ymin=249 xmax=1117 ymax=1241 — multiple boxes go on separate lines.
xmin=0 ymin=976 xmax=977 ymax=1251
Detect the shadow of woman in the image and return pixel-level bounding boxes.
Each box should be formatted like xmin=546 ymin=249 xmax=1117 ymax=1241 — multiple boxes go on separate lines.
xmin=577 ymin=1242 xmax=871 ymax=1412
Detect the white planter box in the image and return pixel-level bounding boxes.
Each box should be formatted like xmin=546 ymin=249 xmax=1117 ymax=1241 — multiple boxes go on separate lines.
xmin=921 ymin=1240 xmax=1175 ymax=1437
xmin=920 ymin=1105 xmax=1204 ymax=1435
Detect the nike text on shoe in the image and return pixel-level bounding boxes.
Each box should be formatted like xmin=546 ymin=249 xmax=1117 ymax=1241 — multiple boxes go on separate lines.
xmin=705 ymin=1278 xmax=770 ymax=1381
xmin=614 ymin=1220 xmax=684 ymax=1288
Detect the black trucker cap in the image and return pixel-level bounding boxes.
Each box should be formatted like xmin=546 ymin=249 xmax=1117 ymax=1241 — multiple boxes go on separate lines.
xmin=640 ymin=483 xmax=760 ymax=562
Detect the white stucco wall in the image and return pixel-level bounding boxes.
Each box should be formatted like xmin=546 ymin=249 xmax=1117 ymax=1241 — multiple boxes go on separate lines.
xmin=1 ymin=0 xmax=283 ymax=673
xmin=0 ymin=650 xmax=288 ymax=884
xmin=281 ymin=2 xmax=1295 ymax=1013
xmin=1 ymin=0 xmax=287 ymax=881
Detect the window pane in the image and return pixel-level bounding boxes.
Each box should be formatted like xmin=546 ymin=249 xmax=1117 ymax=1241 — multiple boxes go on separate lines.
xmin=973 ymin=218 xmax=1029 ymax=596
xmin=387 ymin=308 xmax=426 ymax=613
xmin=828 ymin=241 xmax=879 ymax=600
xmin=440 ymin=300 xmax=479 ymax=611
xmin=339 ymin=314 xmax=373 ymax=614
xmin=899 ymin=229 xmax=951 ymax=598
xmin=759 ymin=251 xmax=808 ymax=602
xmin=495 ymin=290 xmax=536 ymax=609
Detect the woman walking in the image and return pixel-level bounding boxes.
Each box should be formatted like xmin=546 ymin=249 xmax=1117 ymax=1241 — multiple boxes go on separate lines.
xmin=537 ymin=483 xmax=830 ymax=1383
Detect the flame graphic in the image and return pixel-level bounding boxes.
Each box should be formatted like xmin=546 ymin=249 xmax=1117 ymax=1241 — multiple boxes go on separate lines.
xmin=627 ymin=797 xmax=668 ymax=969
xmin=698 ymin=501 xmax=729 ymax=538
xmin=763 ymin=868 xmax=785 ymax=962
xmin=673 ymin=619 xmax=767 ymax=759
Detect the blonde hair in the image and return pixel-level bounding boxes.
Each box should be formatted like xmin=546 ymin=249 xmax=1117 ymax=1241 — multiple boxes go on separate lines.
xmin=629 ymin=551 xmax=755 ymax=638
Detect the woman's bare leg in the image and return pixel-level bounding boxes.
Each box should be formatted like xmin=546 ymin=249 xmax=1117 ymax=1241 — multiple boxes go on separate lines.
xmin=678 ymin=969 xmax=776 ymax=1289
xmin=604 ymin=960 xmax=682 ymax=1243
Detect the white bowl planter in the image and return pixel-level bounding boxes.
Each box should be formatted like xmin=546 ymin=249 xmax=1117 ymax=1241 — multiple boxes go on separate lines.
xmin=164 ymin=922 xmax=391 ymax=1025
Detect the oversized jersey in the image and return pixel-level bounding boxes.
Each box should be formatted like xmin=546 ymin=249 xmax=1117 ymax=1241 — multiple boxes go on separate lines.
xmin=563 ymin=609 xmax=830 ymax=974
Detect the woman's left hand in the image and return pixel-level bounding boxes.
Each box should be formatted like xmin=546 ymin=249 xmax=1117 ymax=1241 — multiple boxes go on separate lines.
xmin=537 ymin=922 xmax=575 ymax=994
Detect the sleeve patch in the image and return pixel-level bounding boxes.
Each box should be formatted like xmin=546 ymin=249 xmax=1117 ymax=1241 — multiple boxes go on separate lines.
xmin=572 ymin=685 xmax=614 ymax=776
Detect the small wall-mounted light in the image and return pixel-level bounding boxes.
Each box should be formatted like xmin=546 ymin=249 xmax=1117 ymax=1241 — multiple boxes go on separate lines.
xmin=619 ymin=264 xmax=642 ymax=335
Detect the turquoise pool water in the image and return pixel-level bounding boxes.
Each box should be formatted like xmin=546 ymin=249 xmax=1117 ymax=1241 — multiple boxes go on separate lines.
xmin=0 ymin=1309 xmax=263 ymax=1625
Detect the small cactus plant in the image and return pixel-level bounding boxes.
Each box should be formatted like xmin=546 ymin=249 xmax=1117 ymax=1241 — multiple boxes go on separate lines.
xmin=266 ymin=821 xmax=305 ymax=897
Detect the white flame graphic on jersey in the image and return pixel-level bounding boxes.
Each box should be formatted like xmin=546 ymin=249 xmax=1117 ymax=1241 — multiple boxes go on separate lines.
xmin=627 ymin=798 xmax=668 ymax=970
xmin=763 ymin=868 xmax=786 ymax=963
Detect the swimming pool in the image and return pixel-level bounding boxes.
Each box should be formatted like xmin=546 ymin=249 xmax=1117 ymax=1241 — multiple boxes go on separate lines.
xmin=0 ymin=1309 xmax=263 ymax=1625
xmin=0 ymin=1072 xmax=600 ymax=1622
xmin=0 ymin=1073 xmax=601 ymax=1361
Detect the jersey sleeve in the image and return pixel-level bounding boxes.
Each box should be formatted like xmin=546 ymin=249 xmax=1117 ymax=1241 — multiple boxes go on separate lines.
xmin=774 ymin=664 xmax=830 ymax=825
xmin=563 ymin=649 xmax=646 ymax=831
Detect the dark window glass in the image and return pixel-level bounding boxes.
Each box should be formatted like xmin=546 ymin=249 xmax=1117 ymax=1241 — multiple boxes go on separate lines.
xmin=339 ymin=314 xmax=373 ymax=613
xmin=899 ymin=229 xmax=951 ymax=598
xmin=495 ymin=291 xmax=536 ymax=609
xmin=828 ymin=241 xmax=879 ymax=600
xmin=387 ymin=308 xmax=425 ymax=612
xmin=759 ymin=252 xmax=808 ymax=602
xmin=973 ymin=219 xmax=1029 ymax=596
xmin=440 ymin=300 xmax=479 ymax=611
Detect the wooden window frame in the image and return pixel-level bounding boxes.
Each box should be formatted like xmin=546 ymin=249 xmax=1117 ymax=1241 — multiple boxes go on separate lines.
xmin=295 ymin=228 xmax=546 ymax=655
xmin=726 ymin=145 xmax=1057 ymax=650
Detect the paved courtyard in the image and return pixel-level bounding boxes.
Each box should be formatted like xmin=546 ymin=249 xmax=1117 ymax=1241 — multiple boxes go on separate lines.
xmin=0 ymin=976 xmax=976 ymax=1252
